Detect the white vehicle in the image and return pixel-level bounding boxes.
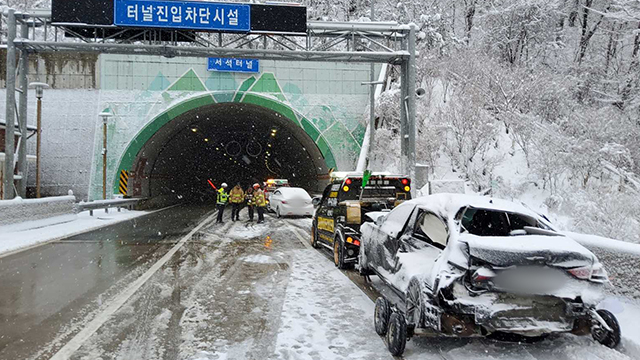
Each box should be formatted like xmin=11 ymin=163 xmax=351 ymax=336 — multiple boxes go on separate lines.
xmin=359 ymin=193 xmax=620 ymax=356
xmin=268 ymin=187 xmax=314 ymax=218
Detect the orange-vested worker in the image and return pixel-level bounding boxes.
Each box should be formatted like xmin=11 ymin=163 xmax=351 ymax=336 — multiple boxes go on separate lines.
xmin=245 ymin=187 xmax=255 ymax=222
xmin=253 ymin=183 xmax=267 ymax=224
xmin=229 ymin=183 xmax=245 ymax=222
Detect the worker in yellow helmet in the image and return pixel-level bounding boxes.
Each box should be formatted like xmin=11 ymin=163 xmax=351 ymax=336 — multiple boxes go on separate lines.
xmin=216 ymin=183 xmax=229 ymax=223
xmin=229 ymin=183 xmax=245 ymax=221
xmin=253 ymin=183 xmax=267 ymax=223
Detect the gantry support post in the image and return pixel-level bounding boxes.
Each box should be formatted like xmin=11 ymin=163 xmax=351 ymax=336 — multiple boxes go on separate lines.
xmin=406 ymin=25 xmax=417 ymax=188
xmin=17 ymin=22 xmax=30 ymax=198
xmin=3 ymin=9 xmax=17 ymax=199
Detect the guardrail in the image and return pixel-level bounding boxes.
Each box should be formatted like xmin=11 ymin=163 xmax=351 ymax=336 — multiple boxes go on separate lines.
xmin=76 ymin=198 xmax=141 ymax=216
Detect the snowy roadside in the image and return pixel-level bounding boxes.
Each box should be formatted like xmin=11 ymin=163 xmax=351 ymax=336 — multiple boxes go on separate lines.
xmin=0 ymin=208 xmax=160 ymax=257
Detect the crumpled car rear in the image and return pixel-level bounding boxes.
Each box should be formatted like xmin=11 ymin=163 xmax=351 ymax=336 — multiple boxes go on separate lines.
xmin=434 ymin=233 xmax=607 ymax=337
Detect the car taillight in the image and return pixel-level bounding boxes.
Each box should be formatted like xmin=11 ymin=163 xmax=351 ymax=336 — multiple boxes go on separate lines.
xmin=401 ymin=178 xmax=409 ymax=185
xmin=471 ymin=268 xmax=496 ymax=289
xmin=346 ymin=237 xmax=360 ymax=246
xmin=281 ymin=200 xmax=287 ymax=204
xmin=568 ymin=266 xmax=591 ymax=280
xmin=590 ymin=263 xmax=609 ymax=282
xmin=345 ymin=178 xmax=352 ymax=185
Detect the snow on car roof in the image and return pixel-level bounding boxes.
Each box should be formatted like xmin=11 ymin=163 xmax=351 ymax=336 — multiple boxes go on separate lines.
xmin=406 ymin=193 xmax=539 ymax=218
xmin=277 ymin=187 xmax=311 ymax=198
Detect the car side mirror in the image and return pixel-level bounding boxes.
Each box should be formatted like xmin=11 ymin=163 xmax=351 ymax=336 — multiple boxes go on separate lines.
xmin=312 ymin=197 xmax=321 ymax=207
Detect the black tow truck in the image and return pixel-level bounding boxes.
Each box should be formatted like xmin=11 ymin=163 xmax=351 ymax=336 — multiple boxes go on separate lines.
xmin=310 ymin=172 xmax=412 ymax=269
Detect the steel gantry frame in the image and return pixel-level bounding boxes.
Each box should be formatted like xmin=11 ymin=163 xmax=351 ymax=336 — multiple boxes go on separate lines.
xmin=2 ymin=8 xmax=417 ymax=200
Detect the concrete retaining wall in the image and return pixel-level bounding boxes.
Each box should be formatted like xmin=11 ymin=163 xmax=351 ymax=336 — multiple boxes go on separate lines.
xmin=0 ymin=194 xmax=77 ymax=231
xmin=565 ymin=231 xmax=640 ymax=300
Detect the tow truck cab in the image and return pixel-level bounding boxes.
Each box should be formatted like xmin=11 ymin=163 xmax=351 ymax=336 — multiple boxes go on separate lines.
xmin=312 ymin=172 xmax=412 ymax=268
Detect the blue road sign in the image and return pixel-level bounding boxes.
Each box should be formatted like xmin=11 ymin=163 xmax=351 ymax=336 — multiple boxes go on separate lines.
xmin=208 ymin=58 xmax=260 ymax=73
xmin=114 ymin=0 xmax=251 ymax=32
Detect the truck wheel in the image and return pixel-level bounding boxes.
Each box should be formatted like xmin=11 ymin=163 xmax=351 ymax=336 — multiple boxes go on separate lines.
xmin=374 ymin=297 xmax=391 ymax=336
xmin=386 ymin=312 xmax=407 ymax=356
xmin=333 ymin=232 xmax=347 ymax=269
xmin=592 ymin=309 xmax=621 ymax=348
xmin=310 ymin=224 xmax=320 ymax=249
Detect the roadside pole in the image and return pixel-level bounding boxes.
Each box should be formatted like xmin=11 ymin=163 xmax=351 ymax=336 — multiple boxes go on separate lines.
xmin=100 ymin=112 xmax=112 ymax=200
xmin=367 ymin=1 xmax=376 ymax=170
xmin=30 ymin=82 xmax=49 ymax=198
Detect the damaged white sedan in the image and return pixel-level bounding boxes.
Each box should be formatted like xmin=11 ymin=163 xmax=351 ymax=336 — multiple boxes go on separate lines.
xmin=359 ymin=193 xmax=620 ymax=356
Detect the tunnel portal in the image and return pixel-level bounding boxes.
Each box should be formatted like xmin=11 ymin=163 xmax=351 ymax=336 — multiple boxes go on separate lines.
xmin=130 ymin=103 xmax=328 ymax=200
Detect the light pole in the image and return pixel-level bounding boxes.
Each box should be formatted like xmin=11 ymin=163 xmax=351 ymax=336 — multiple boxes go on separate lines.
xmin=99 ymin=111 xmax=112 ymax=200
xmin=29 ymin=82 xmax=49 ymax=198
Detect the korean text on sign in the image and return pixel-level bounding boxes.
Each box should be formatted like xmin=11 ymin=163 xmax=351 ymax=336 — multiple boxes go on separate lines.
xmin=208 ymin=58 xmax=260 ymax=73
xmin=114 ymin=0 xmax=251 ymax=32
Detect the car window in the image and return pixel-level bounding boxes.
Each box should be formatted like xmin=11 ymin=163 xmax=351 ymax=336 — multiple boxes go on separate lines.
xmin=414 ymin=210 xmax=448 ymax=249
xmin=460 ymin=207 xmax=543 ymax=237
xmin=379 ymin=202 xmax=416 ymax=238
xmin=320 ymin=185 xmax=332 ymax=207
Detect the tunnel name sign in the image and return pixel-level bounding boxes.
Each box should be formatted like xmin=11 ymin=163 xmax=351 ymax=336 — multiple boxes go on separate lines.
xmin=208 ymin=57 xmax=259 ymax=73
xmin=114 ymin=0 xmax=251 ymax=32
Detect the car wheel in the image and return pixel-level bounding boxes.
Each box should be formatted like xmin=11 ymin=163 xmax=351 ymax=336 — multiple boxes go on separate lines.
xmin=333 ymin=232 xmax=346 ymax=269
xmin=405 ymin=278 xmax=424 ymax=334
xmin=386 ymin=312 xmax=407 ymax=357
xmin=592 ymin=309 xmax=621 ymax=348
xmin=374 ymin=297 xmax=391 ymax=336
xmin=310 ymin=224 xmax=320 ymax=249
xmin=276 ymin=206 xmax=281 ymax=218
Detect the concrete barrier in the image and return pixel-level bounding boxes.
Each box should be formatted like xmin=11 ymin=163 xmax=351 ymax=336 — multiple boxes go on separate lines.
xmin=564 ymin=231 xmax=640 ymax=299
xmin=0 ymin=194 xmax=77 ymax=232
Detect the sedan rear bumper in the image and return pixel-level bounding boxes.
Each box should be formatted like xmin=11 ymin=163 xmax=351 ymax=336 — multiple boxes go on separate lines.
xmin=279 ymin=203 xmax=314 ymax=217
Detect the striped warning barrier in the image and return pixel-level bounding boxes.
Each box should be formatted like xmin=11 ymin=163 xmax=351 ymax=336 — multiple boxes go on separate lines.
xmin=118 ymin=170 xmax=129 ymax=196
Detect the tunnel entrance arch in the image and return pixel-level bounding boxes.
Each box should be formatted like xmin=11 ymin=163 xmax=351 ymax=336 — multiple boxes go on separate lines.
xmin=115 ymin=93 xmax=334 ymax=198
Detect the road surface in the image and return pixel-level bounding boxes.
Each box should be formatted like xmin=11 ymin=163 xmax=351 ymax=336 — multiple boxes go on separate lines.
xmin=0 ymin=204 xmax=638 ymax=360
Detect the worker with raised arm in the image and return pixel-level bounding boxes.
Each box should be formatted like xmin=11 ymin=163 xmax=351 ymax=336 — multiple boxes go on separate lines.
xmin=216 ymin=183 xmax=229 ymax=223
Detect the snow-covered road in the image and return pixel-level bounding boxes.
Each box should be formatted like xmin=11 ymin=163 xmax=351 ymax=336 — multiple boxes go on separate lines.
xmin=1 ymin=204 xmax=638 ymax=360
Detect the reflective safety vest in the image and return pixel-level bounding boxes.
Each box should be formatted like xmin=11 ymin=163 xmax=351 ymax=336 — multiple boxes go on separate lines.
xmin=254 ymin=189 xmax=266 ymax=207
xmin=229 ymin=187 xmax=245 ymax=204
xmin=245 ymin=192 xmax=255 ymax=206
xmin=217 ymin=188 xmax=229 ymax=205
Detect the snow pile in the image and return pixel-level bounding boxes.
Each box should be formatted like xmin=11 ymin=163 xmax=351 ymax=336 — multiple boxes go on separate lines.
xmin=0 ymin=209 xmax=147 ymax=256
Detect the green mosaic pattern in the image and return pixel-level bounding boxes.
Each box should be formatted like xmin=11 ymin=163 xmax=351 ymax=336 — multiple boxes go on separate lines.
xmin=113 ymin=70 xmax=366 ymax=194
xmin=97 ymin=63 xmax=369 ymax=199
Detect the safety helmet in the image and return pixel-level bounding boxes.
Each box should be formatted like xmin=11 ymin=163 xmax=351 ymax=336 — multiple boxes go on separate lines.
xmin=253 ymin=183 xmax=260 ymax=189
xmin=221 ymin=183 xmax=228 ymax=188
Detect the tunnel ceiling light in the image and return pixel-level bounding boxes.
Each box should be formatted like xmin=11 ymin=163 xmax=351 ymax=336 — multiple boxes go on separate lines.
xmin=204 ymin=138 xmax=209 ymax=142
xmin=191 ymin=128 xmax=198 ymax=133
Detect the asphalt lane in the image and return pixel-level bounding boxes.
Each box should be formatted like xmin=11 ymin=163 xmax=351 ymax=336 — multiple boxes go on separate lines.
xmin=0 ymin=204 xmax=213 ymax=359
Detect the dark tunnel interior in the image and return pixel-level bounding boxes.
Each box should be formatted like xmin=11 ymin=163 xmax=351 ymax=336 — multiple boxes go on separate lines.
xmin=135 ymin=102 xmax=328 ymax=200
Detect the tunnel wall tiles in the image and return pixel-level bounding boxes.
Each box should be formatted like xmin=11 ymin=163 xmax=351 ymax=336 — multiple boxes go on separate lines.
xmin=86 ymin=54 xmax=373 ymax=200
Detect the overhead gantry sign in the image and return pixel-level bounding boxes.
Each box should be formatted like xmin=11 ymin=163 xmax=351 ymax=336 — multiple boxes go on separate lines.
xmin=2 ymin=0 xmax=417 ymax=200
